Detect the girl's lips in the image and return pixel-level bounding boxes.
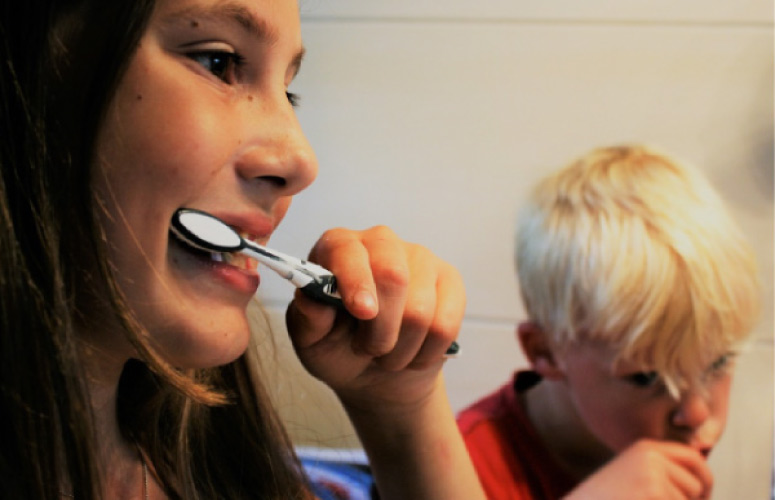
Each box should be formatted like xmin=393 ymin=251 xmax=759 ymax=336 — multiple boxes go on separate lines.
xmin=169 ymin=232 xmax=259 ymax=295
xmin=210 ymin=259 xmax=259 ymax=295
xmin=169 ymin=208 xmax=276 ymax=294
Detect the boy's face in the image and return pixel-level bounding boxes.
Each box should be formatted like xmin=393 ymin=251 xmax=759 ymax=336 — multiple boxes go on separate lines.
xmin=558 ymin=342 xmax=733 ymax=458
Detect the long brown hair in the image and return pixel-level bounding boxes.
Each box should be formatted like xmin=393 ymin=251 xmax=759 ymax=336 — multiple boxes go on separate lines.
xmin=0 ymin=1 xmax=309 ymax=498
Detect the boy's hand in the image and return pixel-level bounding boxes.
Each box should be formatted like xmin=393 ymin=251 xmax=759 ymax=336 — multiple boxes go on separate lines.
xmin=285 ymin=225 xmax=465 ymax=413
xmin=565 ymin=440 xmax=713 ymax=500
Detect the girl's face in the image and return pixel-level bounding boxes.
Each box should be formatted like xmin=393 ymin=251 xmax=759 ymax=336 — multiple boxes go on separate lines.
xmin=559 ymin=343 xmax=733 ymax=459
xmin=92 ymin=0 xmax=316 ymax=368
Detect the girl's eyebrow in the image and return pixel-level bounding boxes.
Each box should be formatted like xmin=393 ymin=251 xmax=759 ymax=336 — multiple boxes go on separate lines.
xmin=162 ymin=2 xmax=278 ymax=43
xmin=161 ymin=1 xmax=306 ymax=76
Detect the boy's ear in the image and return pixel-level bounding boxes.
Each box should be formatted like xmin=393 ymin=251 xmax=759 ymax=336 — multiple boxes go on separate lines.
xmin=517 ymin=321 xmax=565 ymax=380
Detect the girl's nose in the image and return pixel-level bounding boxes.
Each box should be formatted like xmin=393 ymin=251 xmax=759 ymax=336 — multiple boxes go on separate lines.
xmin=234 ymin=96 xmax=318 ymax=197
xmin=671 ymin=389 xmax=711 ymax=430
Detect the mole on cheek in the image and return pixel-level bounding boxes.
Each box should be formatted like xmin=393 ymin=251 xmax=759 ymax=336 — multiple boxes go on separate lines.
xmin=136 ymin=94 xmax=143 ymax=101
xmin=190 ymin=20 xmax=199 ymax=28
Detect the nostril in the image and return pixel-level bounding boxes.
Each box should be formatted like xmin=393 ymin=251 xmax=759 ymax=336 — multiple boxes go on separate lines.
xmin=260 ymin=175 xmax=287 ymax=188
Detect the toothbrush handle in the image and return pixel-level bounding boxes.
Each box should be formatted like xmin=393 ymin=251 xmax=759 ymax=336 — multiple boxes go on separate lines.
xmin=300 ymin=274 xmax=343 ymax=307
xmin=445 ymin=340 xmax=460 ymax=357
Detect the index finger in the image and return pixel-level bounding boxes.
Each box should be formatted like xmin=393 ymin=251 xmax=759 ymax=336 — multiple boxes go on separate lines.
xmin=659 ymin=442 xmax=714 ymax=499
xmin=308 ymin=228 xmax=379 ymax=320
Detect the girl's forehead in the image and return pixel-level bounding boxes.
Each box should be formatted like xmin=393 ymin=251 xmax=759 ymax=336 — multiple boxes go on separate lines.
xmin=152 ymin=0 xmax=302 ymax=39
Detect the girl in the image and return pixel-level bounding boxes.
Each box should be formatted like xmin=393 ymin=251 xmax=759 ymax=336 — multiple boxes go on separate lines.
xmin=0 ymin=0 xmax=485 ymax=498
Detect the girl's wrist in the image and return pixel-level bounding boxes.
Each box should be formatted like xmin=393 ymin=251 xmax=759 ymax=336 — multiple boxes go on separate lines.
xmin=336 ymin=373 xmax=446 ymax=428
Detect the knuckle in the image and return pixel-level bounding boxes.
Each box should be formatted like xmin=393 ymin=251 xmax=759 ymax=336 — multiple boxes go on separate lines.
xmin=361 ymin=340 xmax=394 ymax=358
xmin=402 ymin=300 xmax=433 ymax=329
xmin=430 ymin=315 xmax=460 ymax=341
xmin=375 ymin=354 xmax=407 ymax=372
xmin=312 ymin=227 xmax=348 ymax=250
xmin=372 ymin=261 xmax=410 ymax=290
xmin=367 ymin=224 xmax=397 ymax=240
xmin=357 ymin=332 xmax=396 ymax=357
xmin=408 ymin=357 xmax=437 ymax=371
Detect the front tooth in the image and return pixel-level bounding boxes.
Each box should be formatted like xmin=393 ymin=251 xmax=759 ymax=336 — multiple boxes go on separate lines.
xmin=240 ymin=232 xmax=258 ymax=244
xmin=211 ymin=253 xmax=223 ymax=262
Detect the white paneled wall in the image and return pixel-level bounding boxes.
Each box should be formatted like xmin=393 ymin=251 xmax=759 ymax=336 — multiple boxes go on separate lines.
xmin=259 ymin=3 xmax=774 ymax=499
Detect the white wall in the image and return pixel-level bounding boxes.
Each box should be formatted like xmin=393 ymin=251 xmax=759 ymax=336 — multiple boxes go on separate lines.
xmin=259 ymin=2 xmax=774 ymax=499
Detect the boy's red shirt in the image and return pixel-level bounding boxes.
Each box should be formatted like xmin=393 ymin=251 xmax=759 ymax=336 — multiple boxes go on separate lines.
xmin=457 ymin=371 xmax=577 ymax=500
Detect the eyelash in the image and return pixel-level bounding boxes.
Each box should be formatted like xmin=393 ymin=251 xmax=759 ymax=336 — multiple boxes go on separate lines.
xmin=708 ymin=353 xmax=734 ymax=376
xmin=625 ymin=371 xmax=659 ymax=388
xmin=624 ymin=353 xmax=734 ymax=389
xmin=187 ymin=50 xmax=300 ymax=107
xmin=188 ymin=50 xmax=244 ymax=83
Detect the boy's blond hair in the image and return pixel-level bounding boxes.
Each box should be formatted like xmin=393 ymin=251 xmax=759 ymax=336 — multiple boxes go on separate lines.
xmin=516 ymin=145 xmax=760 ymax=394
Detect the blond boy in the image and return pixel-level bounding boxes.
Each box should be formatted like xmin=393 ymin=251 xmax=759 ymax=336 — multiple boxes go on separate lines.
xmin=457 ymin=146 xmax=760 ymax=500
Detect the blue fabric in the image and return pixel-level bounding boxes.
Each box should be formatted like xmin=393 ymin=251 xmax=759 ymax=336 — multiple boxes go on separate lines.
xmin=297 ymin=448 xmax=375 ymax=500
xmin=302 ymin=458 xmax=374 ymax=500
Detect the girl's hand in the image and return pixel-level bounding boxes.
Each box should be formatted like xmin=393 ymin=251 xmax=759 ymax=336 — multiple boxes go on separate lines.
xmin=285 ymin=225 xmax=465 ymax=413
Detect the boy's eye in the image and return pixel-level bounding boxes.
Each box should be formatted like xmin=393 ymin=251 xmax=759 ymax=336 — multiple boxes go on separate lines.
xmin=625 ymin=371 xmax=659 ymax=387
xmin=188 ymin=50 xmax=243 ymax=82
xmin=709 ymin=353 xmax=733 ymax=374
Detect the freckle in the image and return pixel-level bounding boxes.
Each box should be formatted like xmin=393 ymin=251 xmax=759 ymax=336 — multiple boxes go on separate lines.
xmin=191 ymin=20 xmax=199 ymax=28
xmin=136 ymin=94 xmax=143 ymax=101
xmin=247 ymin=95 xmax=254 ymax=102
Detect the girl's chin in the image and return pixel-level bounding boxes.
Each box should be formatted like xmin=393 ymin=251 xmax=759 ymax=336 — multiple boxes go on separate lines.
xmin=156 ymin=320 xmax=252 ymax=369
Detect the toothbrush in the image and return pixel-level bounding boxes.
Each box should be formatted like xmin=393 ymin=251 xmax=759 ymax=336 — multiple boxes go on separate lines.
xmin=170 ymin=208 xmax=460 ymax=357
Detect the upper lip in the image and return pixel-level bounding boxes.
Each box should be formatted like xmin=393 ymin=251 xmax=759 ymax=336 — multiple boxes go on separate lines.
xmin=204 ymin=209 xmax=276 ymax=244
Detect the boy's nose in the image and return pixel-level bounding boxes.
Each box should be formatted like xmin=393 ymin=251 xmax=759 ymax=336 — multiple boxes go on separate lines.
xmin=234 ymin=97 xmax=318 ymax=197
xmin=670 ymin=390 xmax=711 ymax=430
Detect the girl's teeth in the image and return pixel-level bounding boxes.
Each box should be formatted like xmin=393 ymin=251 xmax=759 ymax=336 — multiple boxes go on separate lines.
xmin=209 ymin=250 xmax=256 ymax=271
xmin=217 ymin=251 xmax=255 ymax=271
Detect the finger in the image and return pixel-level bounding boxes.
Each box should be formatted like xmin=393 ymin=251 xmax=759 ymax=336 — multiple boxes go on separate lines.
xmin=285 ymin=291 xmax=339 ymax=349
xmin=654 ymin=443 xmax=713 ymax=500
xmin=351 ymin=227 xmax=410 ymax=356
xmin=665 ymin=462 xmax=706 ymax=500
xmin=373 ymin=246 xmax=438 ymax=371
xmin=309 ymin=229 xmax=379 ymax=320
xmin=410 ymin=260 xmax=465 ymax=368
xmin=671 ymin=450 xmax=713 ymax=499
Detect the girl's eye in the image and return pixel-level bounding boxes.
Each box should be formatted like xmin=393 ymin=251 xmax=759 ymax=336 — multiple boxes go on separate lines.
xmin=286 ymin=91 xmax=300 ymax=107
xmin=188 ymin=51 xmax=243 ymax=82
xmin=625 ymin=371 xmax=659 ymax=388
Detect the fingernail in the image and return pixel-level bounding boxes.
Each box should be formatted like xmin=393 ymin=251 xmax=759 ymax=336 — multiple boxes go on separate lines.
xmin=354 ymin=290 xmax=377 ymax=311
